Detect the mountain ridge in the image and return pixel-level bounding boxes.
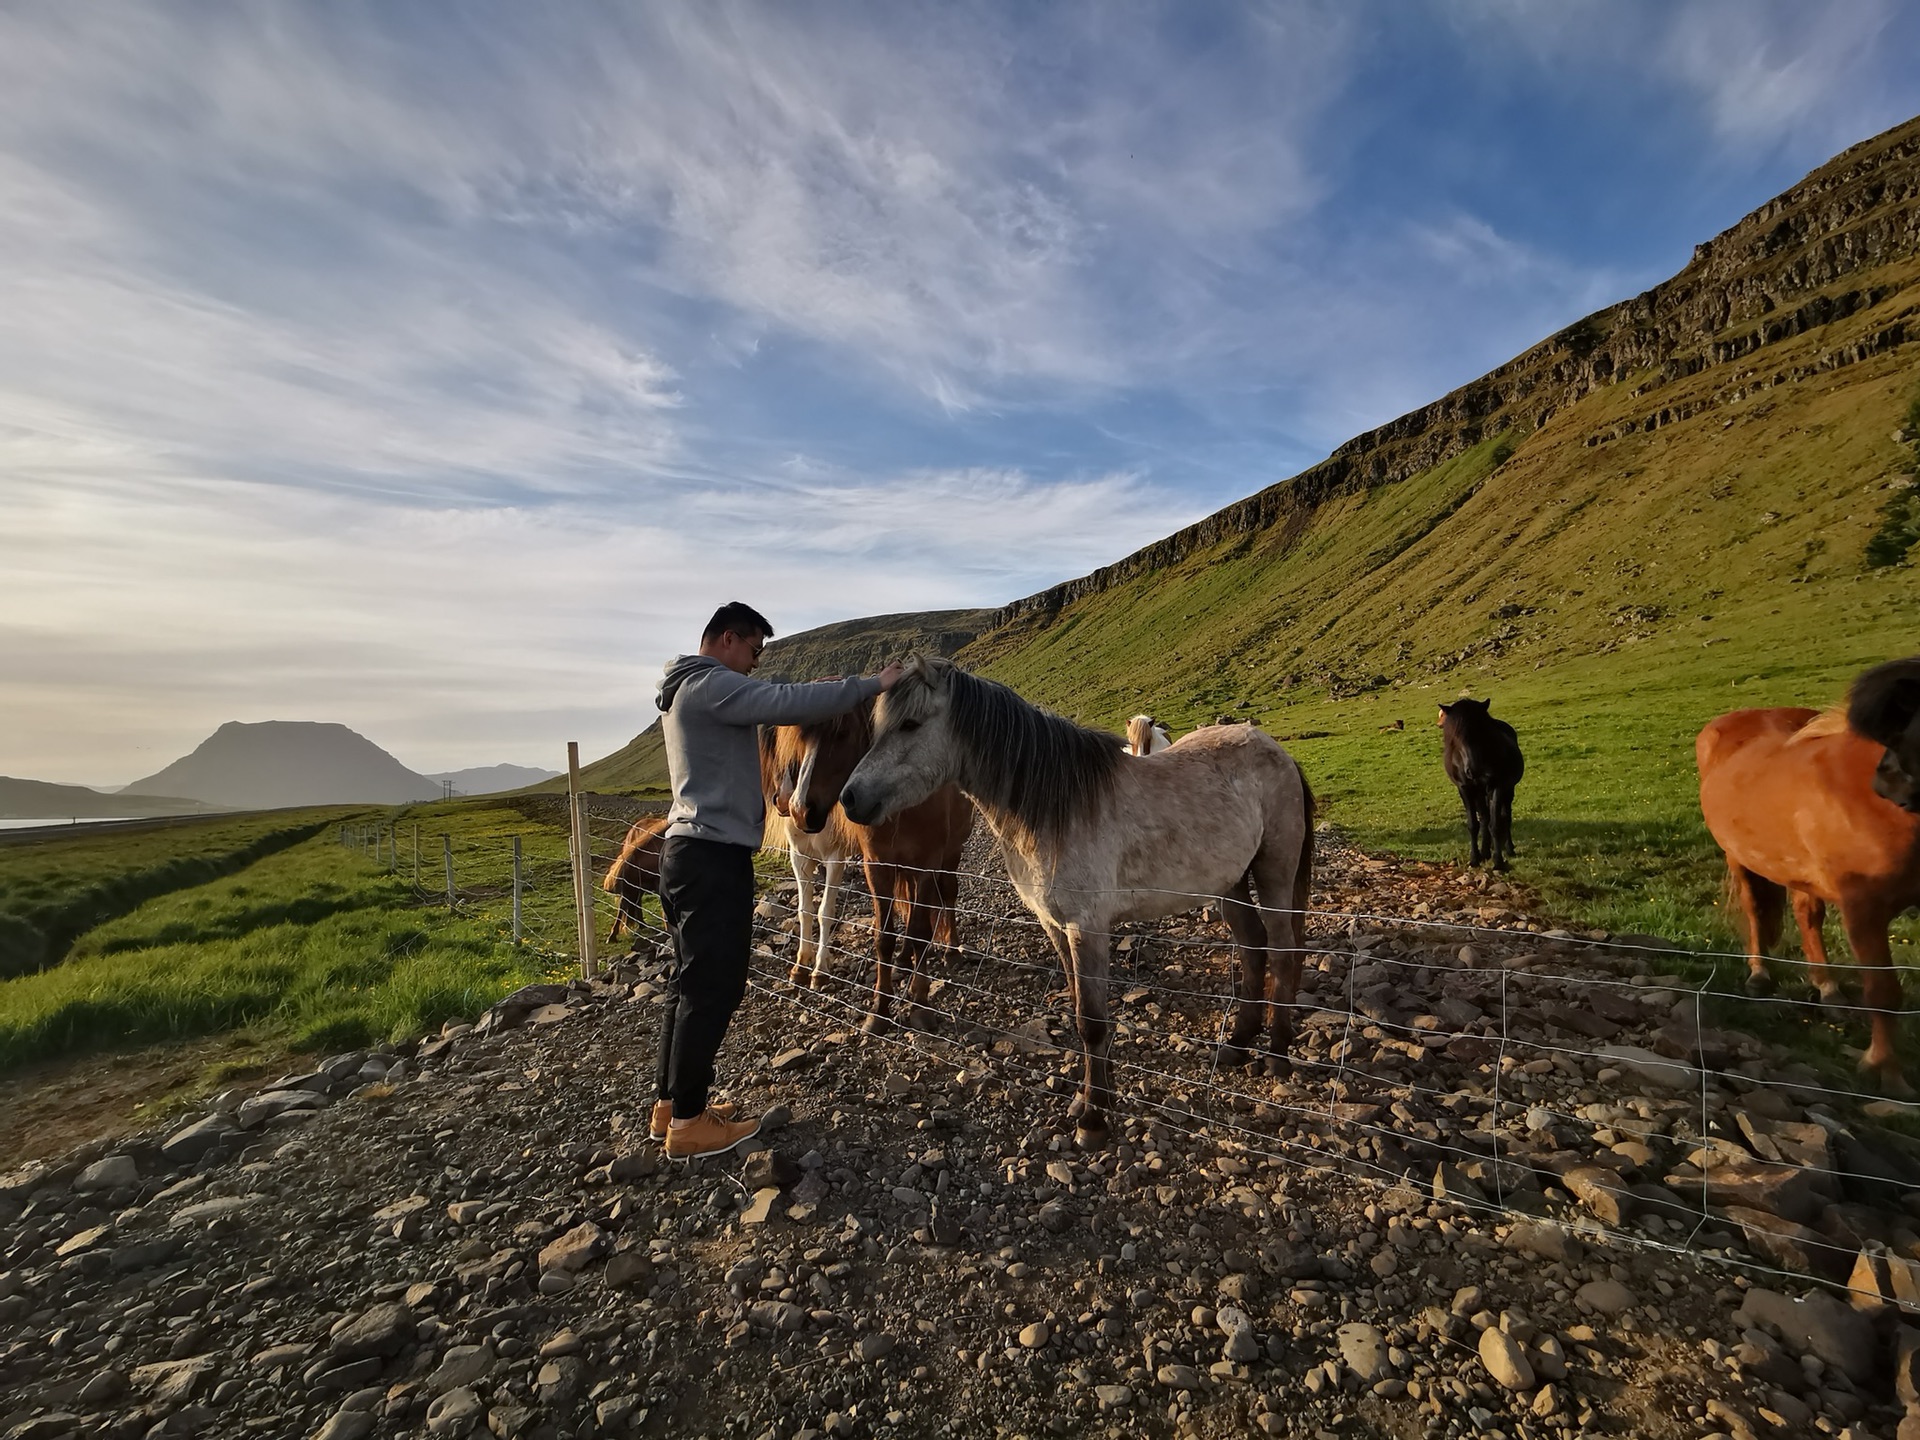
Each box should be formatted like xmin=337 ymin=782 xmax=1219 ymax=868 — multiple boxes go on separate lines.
xmin=123 ymin=721 xmax=442 ymax=808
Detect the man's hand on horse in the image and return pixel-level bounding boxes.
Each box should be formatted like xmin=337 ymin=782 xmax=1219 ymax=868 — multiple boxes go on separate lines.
xmin=875 ymin=661 xmax=905 ymax=691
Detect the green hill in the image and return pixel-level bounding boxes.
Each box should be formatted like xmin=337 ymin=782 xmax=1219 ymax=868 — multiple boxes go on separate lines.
xmin=569 ymin=114 xmax=1920 ymax=948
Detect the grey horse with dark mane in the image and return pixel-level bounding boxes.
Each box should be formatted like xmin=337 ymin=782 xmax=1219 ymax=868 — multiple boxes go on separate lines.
xmin=839 ymin=657 xmax=1315 ymax=1147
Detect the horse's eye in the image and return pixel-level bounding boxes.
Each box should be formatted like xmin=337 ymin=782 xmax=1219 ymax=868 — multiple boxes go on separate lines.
xmin=900 ymin=719 xmax=923 ymax=733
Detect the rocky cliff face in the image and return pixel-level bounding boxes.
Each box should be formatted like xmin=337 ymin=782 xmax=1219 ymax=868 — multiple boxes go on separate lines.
xmin=757 ymin=608 xmax=998 ymax=682
xmin=987 ymin=114 xmax=1920 ymax=631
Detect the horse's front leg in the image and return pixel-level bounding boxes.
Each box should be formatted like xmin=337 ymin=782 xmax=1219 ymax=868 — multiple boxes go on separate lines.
xmin=811 ymin=856 xmax=846 ymax=989
xmin=787 ymin=849 xmax=818 ymax=987
xmin=863 ymin=863 xmax=900 ymax=1034
xmin=1841 ymin=898 xmax=1910 ymax=1095
xmin=901 ymin=875 xmax=941 ymax=1030
xmin=1064 ymin=926 xmax=1115 ymax=1148
xmin=1457 ymin=784 xmax=1482 ymax=866
xmin=1792 ymin=890 xmax=1843 ymax=1004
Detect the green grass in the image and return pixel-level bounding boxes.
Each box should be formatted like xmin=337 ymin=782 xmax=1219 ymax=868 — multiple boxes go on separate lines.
xmin=0 ymin=810 xmax=357 ymax=980
xmin=0 ymin=798 xmax=599 ymax=1071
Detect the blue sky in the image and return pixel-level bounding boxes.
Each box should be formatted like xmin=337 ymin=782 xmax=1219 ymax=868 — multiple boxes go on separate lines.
xmin=3 ymin=2 xmax=1918 ymax=783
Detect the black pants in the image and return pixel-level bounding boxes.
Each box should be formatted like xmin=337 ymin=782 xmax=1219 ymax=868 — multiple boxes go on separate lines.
xmin=655 ymin=836 xmax=756 ymax=1120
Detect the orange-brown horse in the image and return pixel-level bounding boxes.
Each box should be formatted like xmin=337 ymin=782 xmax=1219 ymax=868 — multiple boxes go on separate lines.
xmin=603 ymin=814 xmax=671 ymax=943
xmin=770 ymin=700 xmax=974 ymax=1031
xmin=1698 ymin=658 xmax=1920 ymax=1093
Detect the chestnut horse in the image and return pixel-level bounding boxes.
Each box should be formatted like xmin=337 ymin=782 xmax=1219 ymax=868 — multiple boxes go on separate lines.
xmin=604 ymin=814 xmax=669 ymax=942
xmin=840 ymin=657 xmax=1313 ymax=1145
xmin=1698 ymin=658 xmax=1920 ymax=1093
xmin=758 ymin=727 xmax=863 ymax=984
xmin=771 ymin=701 xmax=973 ymax=1031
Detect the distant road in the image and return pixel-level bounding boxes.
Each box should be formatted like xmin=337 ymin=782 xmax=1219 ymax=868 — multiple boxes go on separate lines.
xmin=0 ymin=807 xmax=359 ymax=846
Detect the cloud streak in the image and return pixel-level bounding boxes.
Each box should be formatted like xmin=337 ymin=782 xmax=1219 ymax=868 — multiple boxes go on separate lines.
xmin=0 ymin=2 xmax=1916 ymax=782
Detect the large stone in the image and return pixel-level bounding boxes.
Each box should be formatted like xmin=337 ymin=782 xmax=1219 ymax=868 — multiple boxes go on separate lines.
xmin=538 ymin=1222 xmax=608 ymax=1274
xmin=310 ymin=1407 xmax=376 ymax=1440
xmin=73 ymin=1155 xmax=140 ymax=1193
xmin=131 ymin=1356 xmax=218 ymax=1404
xmin=1735 ymin=1287 xmax=1878 ymax=1384
xmin=1506 ymin=1220 xmax=1582 ymax=1264
xmin=1336 ymin=1323 xmax=1389 ymax=1383
xmin=605 ymin=1251 xmax=654 ymax=1289
xmin=1575 ymin=1279 xmax=1635 ymax=1315
xmin=237 ymin=1089 xmax=330 ymax=1129
xmin=1478 ymin=1327 xmax=1535 ymax=1391
xmin=161 ymin=1114 xmax=238 ymax=1164
xmin=328 ymin=1302 xmax=416 ymax=1362
xmin=1679 ymin=1156 xmax=1824 ymax=1225
xmin=425 ymin=1387 xmax=484 ymax=1435
xmin=426 ymin=1345 xmax=494 ymax=1394
xmin=740 ymin=1189 xmax=781 ymax=1227
xmin=1595 ymin=1044 xmax=1699 ymax=1092
xmin=1561 ymin=1167 xmax=1636 ymax=1227
xmin=1725 ymin=1207 xmax=1847 ymax=1278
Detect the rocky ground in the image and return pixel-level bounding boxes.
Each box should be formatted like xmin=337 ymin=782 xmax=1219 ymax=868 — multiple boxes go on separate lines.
xmin=3 ymin=829 xmax=1920 ymax=1440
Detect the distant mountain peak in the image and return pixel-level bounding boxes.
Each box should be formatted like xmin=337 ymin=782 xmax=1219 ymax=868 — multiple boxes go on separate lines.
xmin=122 ymin=720 xmax=441 ymax=808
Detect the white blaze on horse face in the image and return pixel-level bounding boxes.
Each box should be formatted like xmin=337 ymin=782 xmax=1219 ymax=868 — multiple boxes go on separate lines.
xmin=791 ymin=734 xmax=825 ymax=833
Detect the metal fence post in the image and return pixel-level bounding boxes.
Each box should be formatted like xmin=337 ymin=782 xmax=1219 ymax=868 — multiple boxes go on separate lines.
xmin=443 ymin=833 xmax=455 ymax=909
xmin=512 ymin=835 xmax=523 ymax=946
xmin=412 ymin=823 xmax=420 ymax=885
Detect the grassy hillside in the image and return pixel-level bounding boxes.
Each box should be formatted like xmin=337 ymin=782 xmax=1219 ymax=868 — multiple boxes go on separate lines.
xmin=558 ymin=115 xmax=1920 ymax=964
xmin=0 ymin=777 xmax=210 ymax=820
xmin=965 ymin=285 xmax=1920 ymax=951
xmin=0 ymin=798 xmax=582 ymax=1072
xmin=0 ymin=811 xmax=355 ymax=980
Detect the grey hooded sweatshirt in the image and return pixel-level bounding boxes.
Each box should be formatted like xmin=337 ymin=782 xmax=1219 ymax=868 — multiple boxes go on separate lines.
xmin=655 ymin=655 xmax=882 ymax=849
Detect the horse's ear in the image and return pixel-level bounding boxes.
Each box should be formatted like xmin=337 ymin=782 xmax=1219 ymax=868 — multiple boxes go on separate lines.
xmin=1850 ymin=660 xmax=1920 ymax=746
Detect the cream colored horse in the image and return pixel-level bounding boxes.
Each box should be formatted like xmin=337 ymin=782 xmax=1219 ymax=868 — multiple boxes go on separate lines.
xmin=840 ymin=657 xmax=1314 ymax=1146
xmin=1126 ymin=715 xmax=1171 ymax=756
xmin=760 ymin=729 xmax=862 ymax=984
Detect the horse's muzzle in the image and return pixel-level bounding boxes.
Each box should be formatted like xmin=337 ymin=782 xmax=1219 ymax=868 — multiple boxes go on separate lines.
xmin=797 ymin=803 xmax=830 ymax=835
xmin=1874 ymin=750 xmax=1920 ymax=814
xmin=840 ymin=783 xmax=877 ymax=826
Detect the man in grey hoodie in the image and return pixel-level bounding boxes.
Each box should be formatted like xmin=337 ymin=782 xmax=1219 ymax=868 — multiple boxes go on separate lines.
xmin=651 ymin=601 xmax=901 ymax=1158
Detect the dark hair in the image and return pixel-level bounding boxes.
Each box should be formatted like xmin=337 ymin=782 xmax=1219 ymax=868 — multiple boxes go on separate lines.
xmin=702 ymin=601 xmax=775 ymax=644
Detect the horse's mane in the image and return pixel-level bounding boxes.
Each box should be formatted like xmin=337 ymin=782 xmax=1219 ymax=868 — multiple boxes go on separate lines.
xmin=1849 ymin=657 xmax=1920 ymax=746
xmin=1787 ymin=707 xmax=1851 ymax=744
xmin=884 ymin=657 xmax=1121 ymax=837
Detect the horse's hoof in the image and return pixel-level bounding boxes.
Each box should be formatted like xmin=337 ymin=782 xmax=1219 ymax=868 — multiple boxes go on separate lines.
xmin=1263 ymin=1054 xmax=1293 ymax=1079
xmin=1214 ymin=1043 xmax=1255 ymax=1069
xmin=860 ymin=1012 xmax=892 ymax=1036
xmin=1814 ymin=986 xmax=1845 ymax=1007
xmin=907 ymin=1007 xmax=941 ymax=1033
xmin=1074 ymin=1119 xmax=1111 ymax=1151
xmin=1743 ymin=972 xmax=1775 ymax=998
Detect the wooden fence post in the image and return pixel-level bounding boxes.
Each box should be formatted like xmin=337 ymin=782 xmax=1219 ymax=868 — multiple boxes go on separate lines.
xmin=567 ymin=742 xmax=597 ymax=980
xmin=511 ymin=835 xmax=523 ymax=946
xmin=443 ymin=834 xmax=455 ymax=909
xmin=412 ymin=823 xmax=420 ymax=885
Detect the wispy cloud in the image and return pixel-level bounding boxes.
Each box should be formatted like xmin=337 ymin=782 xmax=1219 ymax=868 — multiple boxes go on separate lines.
xmin=0 ymin=2 xmax=1915 ymax=782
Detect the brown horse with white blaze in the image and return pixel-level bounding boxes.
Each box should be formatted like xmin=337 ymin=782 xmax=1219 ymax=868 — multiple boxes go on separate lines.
xmin=839 ymin=657 xmax=1314 ymax=1146
xmin=1698 ymin=657 xmax=1920 ymax=1093
xmin=769 ymin=700 xmax=974 ymax=1030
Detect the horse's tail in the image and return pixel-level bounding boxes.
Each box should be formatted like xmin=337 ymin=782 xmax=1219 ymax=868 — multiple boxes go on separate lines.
xmin=1292 ymin=771 xmax=1316 ymax=929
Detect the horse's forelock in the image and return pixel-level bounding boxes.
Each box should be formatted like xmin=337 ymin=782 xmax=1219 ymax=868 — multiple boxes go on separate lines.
xmin=876 ymin=658 xmax=945 ymax=731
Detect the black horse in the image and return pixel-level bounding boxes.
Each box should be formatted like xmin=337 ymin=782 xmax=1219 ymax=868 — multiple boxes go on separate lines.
xmin=1849 ymin=657 xmax=1920 ymax=812
xmin=1438 ymin=697 xmax=1524 ymax=869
